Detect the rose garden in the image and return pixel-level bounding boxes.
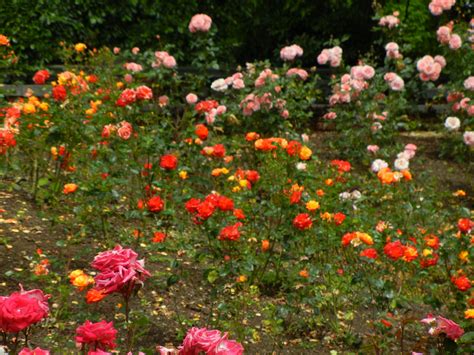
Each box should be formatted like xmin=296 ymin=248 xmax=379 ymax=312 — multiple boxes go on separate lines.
xmin=0 ymin=1 xmax=473 ymax=354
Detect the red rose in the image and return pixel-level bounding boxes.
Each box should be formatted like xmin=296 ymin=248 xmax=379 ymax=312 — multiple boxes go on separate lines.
xmin=152 ymin=232 xmax=166 ymax=243
xmin=160 ymin=154 xmax=178 ymax=170
xmin=451 ymin=275 xmax=471 ymax=291
xmin=383 ymin=241 xmax=405 ymax=260
xmin=0 ymin=288 xmax=49 ymax=333
xmin=117 ymin=88 xmax=136 ymax=106
xmin=195 ymin=100 xmax=219 ymax=113
xmin=420 ymin=253 xmax=439 ymax=268
xmin=195 ymin=124 xmax=209 ymax=140
xmin=293 ymin=213 xmax=313 ymax=230
xmin=135 ymin=85 xmax=153 ymax=100
xmin=331 ymin=160 xmax=351 ymax=173
xmin=289 ymin=190 xmax=302 ymax=204
xmin=286 ymin=141 xmax=302 ymax=156
xmin=360 ymin=248 xmax=378 ymax=259
xmin=458 ymin=218 xmax=473 ymax=234
xmin=233 ymin=208 xmax=245 ymax=220
xmin=219 ymin=222 xmax=243 ymax=241
xmin=212 ymin=144 xmax=226 ymax=158
xmin=75 ymin=320 xmax=117 ymax=351
xmin=245 ymin=170 xmax=260 ymax=184
xmin=196 ymin=201 xmax=215 ymax=220
xmin=33 ymin=70 xmax=50 ymax=85
xmin=217 ymin=196 xmax=234 ymax=211
xmin=147 ymin=196 xmax=164 ymax=212
xmin=333 ymin=212 xmax=346 ymax=226
xmin=52 ymin=85 xmax=67 ymax=101
xmin=185 ymin=198 xmax=201 ymax=214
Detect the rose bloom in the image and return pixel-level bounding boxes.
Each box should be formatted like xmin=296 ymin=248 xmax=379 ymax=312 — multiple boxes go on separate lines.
xmin=19 ymin=348 xmax=50 ymax=355
xmin=186 ymin=93 xmax=198 ymax=104
xmin=195 ymin=124 xmax=209 ymax=140
xmin=85 ymin=288 xmax=106 ymax=304
xmin=211 ymin=78 xmax=228 ymax=92
xmin=367 ymin=145 xmax=379 ymax=154
xmin=147 ymin=196 xmax=164 ymax=212
xmin=394 ymin=157 xmax=409 ymax=171
xmin=464 ymin=131 xmax=474 ymax=146
xmin=464 ymin=76 xmax=474 ymax=91
xmin=135 ymin=85 xmax=153 ymax=100
xmin=0 ymin=286 xmax=50 ymax=333
xmin=52 ymin=85 xmax=67 ymax=101
xmin=280 ymin=44 xmax=303 ymax=61
xmin=384 ymin=241 xmax=406 ymax=260
xmin=444 ymin=116 xmax=461 ymax=131
xmin=360 ymin=248 xmax=378 ymax=259
xmin=117 ymin=121 xmax=133 ymax=140
xmin=75 ymin=320 xmax=117 ymax=351
xmin=458 ymin=218 xmax=473 ymax=233
xmin=371 ymin=159 xmax=388 ymax=173
xmin=63 ymin=183 xmax=78 ymax=194
xmin=218 ymin=222 xmax=243 ymax=241
xmin=152 ymin=232 xmax=166 ymax=243
xmin=160 ymin=154 xmax=178 ymax=170
xmin=449 ymin=34 xmax=462 ymax=50
xmin=33 ymin=70 xmax=50 ymax=85
xmin=188 ymin=14 xmax=212 ymax=33
xmin=293 ymin=213 xmax=313 ymax=230
xmin=181 ymin=327 xmax=242 ymax=354
xmin=422 ymin=314 xmax=464 ymax=340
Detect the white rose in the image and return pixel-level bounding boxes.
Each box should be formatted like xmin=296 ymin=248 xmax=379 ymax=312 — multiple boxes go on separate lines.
xmin=371 ymin=159 xmax=388 ymax=173
xmin=394 ymin=157 xmax=409 ymax=171
xmin=444 ymin=116 xmax=461 ymax=131
xmin=211 ymin=78 xmax=228 ymax=92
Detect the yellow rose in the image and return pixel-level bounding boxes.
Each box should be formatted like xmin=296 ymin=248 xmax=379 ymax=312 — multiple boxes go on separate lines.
xmin=179 ymin=171 xmax=188 ymax=180
xmin=22 ymin=103 xmax=36 ymax=114
xmin=39 ymin=102 xmax=49 ymax=112
xmin=75 ymin=43 xmax=87 ymax=52
xmin=306 ymin=200 xmax=320 ymax=212
xmin=299 ymin=146 xmax=312 ymax=160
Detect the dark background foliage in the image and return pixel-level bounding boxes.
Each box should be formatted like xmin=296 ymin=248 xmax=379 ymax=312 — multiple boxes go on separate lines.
xmin=0 ymin=0 xmax=472 ymax=80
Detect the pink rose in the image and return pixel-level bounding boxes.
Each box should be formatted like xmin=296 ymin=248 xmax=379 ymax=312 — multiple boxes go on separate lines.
xmin=464 ymin=131 xmax=474 ymax=146
xmin=449 ymin=34 xmax=462 ymax=50
xmin=181 ymin=327 xmax=227 ymax=353
xmin=280 ymin=44 xmax=303 ymax=61
xmin=464 ymin=76 xmax=474 ymax=91
xmin=113 ymin=47 xmax=120 ymax=54
xmin=188 ymin=14 xmax=212 ymax=33
xmin=214 ymin=340 xmax=244 ymax=355
xmin=436 ymin=26 xmax=451 ymax=44
xmin=19 ymin=348 xmax=50 ymax=355
xmin=75 ymin=320 xmax=117 ymax=351
xmin=124 ymin=74 xmax=133 ymax=83
xmin=159 ymin=95 xmax=169 ymax=107
xmin=124 ymin=62 xmax=143 ymax=72
xmin=186 ymin=93 xmax=198 ymax=104
xmin=367 ymin=145 xmax=379 ymax=153
xmin=131 ymin=47 xmax=140 ymax=55
xmin=232 ymin=78 xmax=245 ymax=89
xmin=117 ymin=121 xmax=133 ymax=140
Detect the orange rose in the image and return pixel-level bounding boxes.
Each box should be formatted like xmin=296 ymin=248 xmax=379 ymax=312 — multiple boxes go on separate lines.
xmin=63 ymin=183 xmax=78 ymax=194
